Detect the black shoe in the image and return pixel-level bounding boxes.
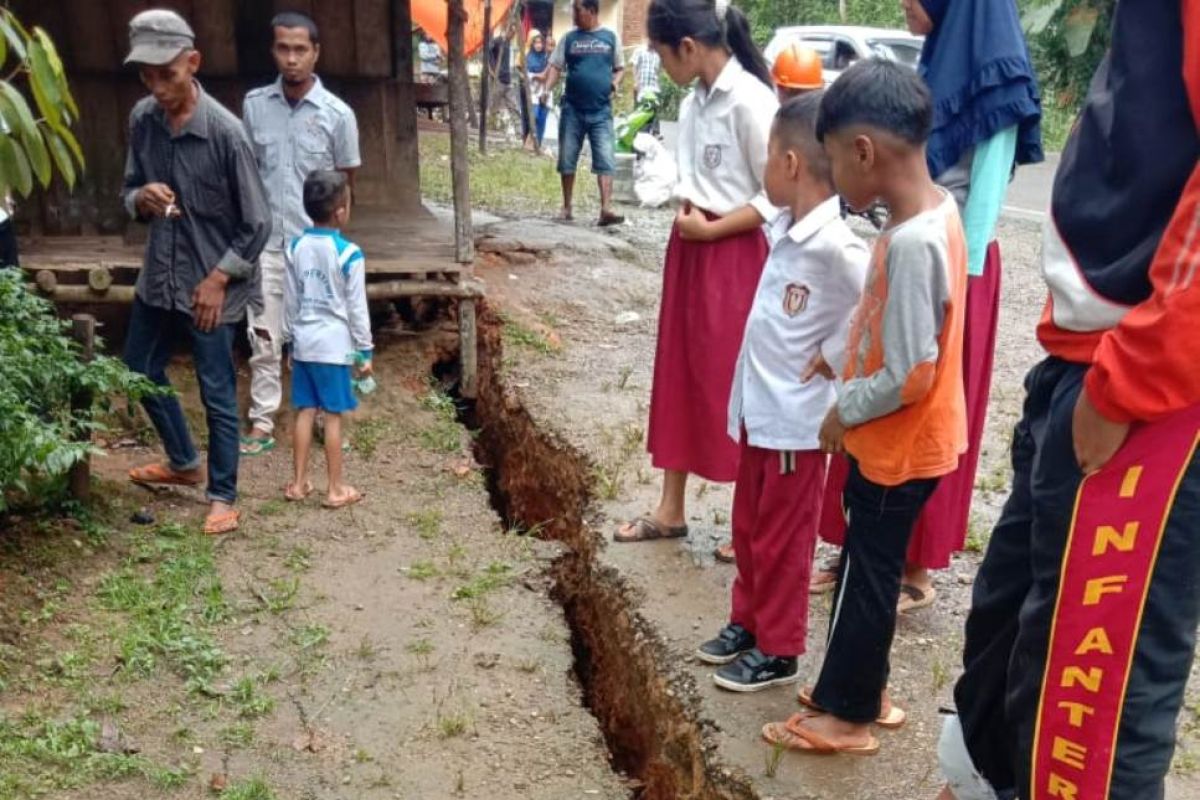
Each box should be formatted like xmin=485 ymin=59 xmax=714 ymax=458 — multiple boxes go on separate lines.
xmin=712 ymin=648 xmax=799 ymax=692
xmin=695 ymin=623 xmax=756 ymax=665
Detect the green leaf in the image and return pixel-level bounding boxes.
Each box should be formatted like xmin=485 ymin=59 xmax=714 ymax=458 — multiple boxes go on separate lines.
xmin=0 ymin=81 xmax=40 ymax=143
xmin=1022 ymin=0 xmax=1064 ymax=35
xmin=44 ymin=126 xmax=75 ymax=188
xmin=27 ymin=39 xmax=62 ymax=129
xmin=48 ymin=121 xmax=83 ymax=171
xmin=0 ymin=10 xmax=27 ymax=62
xmin=21 ymin=126 xmax=50 ymax=187
xmin=32 ymin=28 xmax=77 ymax=123
xmin=0 ymin=20 xmax=8 ymax=71
xmin=0 ymin=133 xmax=32 ymax=196
xmin=1064 ymin=7 xmax=1101 ymax=57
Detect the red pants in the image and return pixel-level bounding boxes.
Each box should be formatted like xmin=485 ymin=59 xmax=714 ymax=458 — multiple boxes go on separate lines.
xmin=730 ymin=442 xmax=826 ymax=656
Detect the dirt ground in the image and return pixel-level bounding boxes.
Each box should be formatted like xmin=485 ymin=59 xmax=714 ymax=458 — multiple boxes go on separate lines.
xmin=474 ymin=205 xmax=1200 ymax=800
xmin=3 ymin=193 xmax=1199 ymax=800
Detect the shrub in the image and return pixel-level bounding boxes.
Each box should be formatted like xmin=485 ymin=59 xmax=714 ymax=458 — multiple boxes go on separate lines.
xmin=0 ymin=269 xmax=159 ymax=509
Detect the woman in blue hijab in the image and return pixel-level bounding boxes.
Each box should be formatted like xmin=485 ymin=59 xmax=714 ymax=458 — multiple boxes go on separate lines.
xmin=816 ymin=0 xmax=1044 ymax=612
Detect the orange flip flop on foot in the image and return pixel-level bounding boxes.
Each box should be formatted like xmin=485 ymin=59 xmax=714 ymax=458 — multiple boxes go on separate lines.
xmin=796 ymin=686 xmax=907 ymax=729
xmin=129 ymin=462 xmax=202 ymax=487
xmin=204 ymin=510 xmax=240 ymax=536
xmin=761 ymin=714 xmax=879 ymax=756
xmin=323 ymin=488 xmax=364 ymax=510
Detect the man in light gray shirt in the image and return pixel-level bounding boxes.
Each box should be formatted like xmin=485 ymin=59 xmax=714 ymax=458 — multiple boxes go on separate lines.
xmin=241 ymin=11 xmax=361 ymax=454
xmin=120 ymin=9 xmax=270 ymax=535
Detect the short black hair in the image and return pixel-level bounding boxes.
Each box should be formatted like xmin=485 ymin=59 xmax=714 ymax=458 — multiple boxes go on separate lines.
xmin=303 ymin=170 xmax=349 ymax=224
xmin=271 ymin=12 xmax=319 ymax=45
xmin=774 ymin=92 xmax=832 ymax=188
xmin=816 ymin=59 xmax=932 ymax=146
xmin=578 ymin=0 xmax=600 ymax=14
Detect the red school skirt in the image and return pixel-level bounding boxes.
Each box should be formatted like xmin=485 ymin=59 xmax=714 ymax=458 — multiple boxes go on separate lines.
xmin=819 ymin=241 xmax=1003 ymax=568
xmin=646 ymin=221 xmax=768 ymax=483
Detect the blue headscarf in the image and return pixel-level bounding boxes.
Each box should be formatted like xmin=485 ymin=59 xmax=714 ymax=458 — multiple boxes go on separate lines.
xmin=918 ymin=0 xmax=1044 ymax=179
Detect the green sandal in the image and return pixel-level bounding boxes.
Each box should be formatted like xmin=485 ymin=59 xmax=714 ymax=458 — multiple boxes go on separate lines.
xmin=239 ymin=435 xmax=276 ymax=456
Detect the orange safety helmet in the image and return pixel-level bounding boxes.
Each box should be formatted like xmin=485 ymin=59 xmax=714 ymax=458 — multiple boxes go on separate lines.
xmin=772 ymin=43 xmax=824 ymax=91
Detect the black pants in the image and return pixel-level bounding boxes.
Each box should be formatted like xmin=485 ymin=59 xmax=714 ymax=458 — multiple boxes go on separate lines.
xmin=812 ymin=460 xmax=938 ymax=723
xmin=0 ymin=218 xmax=18 ymax=267
xmin=953 ymin=358 xmax=1200 ymax=799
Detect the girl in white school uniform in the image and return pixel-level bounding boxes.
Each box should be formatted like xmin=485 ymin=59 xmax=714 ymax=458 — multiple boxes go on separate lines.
xmin=616 ymin=0 xmax=779 ymax=543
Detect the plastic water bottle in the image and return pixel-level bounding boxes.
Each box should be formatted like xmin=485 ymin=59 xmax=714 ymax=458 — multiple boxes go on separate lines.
xmin=352 ymin=352 xmax=377 ymax=396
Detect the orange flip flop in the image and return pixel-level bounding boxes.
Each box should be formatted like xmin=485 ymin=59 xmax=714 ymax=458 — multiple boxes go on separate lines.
xmin=761 ymin=713 xmax=879 ymax=756
xmin=129 ymin=463 xmax=202 ymax=487
xmin=203 ymin=510 xmax=240 ymax=535
xmin=796 ymin=686 xmax=907 ymax=729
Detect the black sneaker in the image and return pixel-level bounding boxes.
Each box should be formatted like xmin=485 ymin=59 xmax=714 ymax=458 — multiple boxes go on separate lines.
xmin=696 ymin=624 xmax=756 ymax=665
xmin=712 ymin=648 xmax=799 ymax=692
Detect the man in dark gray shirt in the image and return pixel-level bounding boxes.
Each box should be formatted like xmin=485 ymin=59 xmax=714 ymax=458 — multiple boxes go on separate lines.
xmin=120 ymin=9 xmax=270 ymax=535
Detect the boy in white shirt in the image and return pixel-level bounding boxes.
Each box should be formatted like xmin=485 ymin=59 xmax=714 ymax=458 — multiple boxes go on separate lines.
xmin=697 ymin=94 xmax=869 ymax=691
xmin=282 ymin=171 xmax=373 ymax=509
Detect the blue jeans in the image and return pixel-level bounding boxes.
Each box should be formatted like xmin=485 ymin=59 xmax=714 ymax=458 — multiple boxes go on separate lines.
xmin=123 ymin=297 xmax=240 ymax=504
xmin=557 ymin=102 xmax=615 ymax=176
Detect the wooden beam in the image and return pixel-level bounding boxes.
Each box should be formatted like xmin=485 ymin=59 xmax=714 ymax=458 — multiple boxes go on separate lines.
xmin=459 ymin=299 xmax=478 ymax=399
xmin=477 ymin=0 xmax=492 ymax=154
xmin=447 ymin=0 xmax=475 ymax=265
xmin=31 ymin=280 xmax=483 ymax=303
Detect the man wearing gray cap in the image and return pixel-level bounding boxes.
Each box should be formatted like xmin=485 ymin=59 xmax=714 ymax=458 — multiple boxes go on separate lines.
xmin=120 ymin=9 xmax=271 ymax=536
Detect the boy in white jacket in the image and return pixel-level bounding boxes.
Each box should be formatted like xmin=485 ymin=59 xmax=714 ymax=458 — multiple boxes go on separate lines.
xmin=282 ymin=170 xmax=373 ymax=509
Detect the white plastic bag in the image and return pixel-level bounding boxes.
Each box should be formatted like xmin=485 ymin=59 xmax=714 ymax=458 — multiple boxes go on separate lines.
xmin=632 ymin=133 xmax=677 ymax=209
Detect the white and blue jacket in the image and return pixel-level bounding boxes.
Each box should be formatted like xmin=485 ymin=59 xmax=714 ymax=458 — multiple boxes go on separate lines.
xmin=282 ymin=228 xmax=373 ymax=366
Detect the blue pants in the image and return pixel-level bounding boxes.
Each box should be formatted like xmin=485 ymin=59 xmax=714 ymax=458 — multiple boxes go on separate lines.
xmin=535 ymin=103 xmax=549 ymax=146
xmin=557 ymin=102 xmax=615 ymax=176
xmin=123 ymin=297 xmax=240 ymax=504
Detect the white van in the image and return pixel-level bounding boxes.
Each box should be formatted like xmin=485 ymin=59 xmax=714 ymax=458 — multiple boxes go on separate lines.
xmin=764 ymin=25 xmax=924 ymax=85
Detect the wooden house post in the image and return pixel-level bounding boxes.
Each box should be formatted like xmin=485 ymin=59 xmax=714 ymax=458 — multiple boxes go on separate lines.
xmin=447 ymin=0 xmax=478 ymax=398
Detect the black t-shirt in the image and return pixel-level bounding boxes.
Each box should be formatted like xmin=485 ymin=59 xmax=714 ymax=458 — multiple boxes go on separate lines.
xmin=489 ymin=37 xmax=512 ymax=85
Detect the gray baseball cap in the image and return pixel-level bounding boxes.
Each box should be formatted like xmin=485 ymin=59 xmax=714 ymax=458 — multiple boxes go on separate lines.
xmin=124 ymin=9 xmax=195 ymax=66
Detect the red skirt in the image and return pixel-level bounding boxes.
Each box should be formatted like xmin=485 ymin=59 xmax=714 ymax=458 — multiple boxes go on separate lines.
xmin=647 ymin=222 xmax=768 ymax=482
xmin=819 ymin=241 xmax=1002 ymax=568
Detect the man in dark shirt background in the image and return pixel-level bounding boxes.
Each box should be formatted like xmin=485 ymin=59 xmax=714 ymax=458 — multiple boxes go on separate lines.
xmin=119 ymin=9 xmax=270 ymax=536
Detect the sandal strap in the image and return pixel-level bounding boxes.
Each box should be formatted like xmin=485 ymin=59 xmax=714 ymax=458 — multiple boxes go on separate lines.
xmin=783 ymin=715 xmax=837 ymax=753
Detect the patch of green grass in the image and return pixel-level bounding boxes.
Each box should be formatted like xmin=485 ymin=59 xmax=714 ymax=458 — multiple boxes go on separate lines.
xmin=419 ymin=387 xmax=463 ymax=454
xmin=437 ymin=712 xmax=471 ymax=739
xmin=0 ymin=713 xmax=184 ymax=798
xmin=230 ymin=676 xmax=276 ymax=719
xmin=592 ymin=462 xmax=624 ymax=501
xmin=964 ymin=514 xmax=991 ymax=554
xmin=220 ymin=723 xmax=256 ymax=749
xmin=220 ymin=775 xmax=275 ymax=800
xmin=258 ymin=577 xmax=300 ymax=614
xmin=256 ymin=500 xmax=286 ymax=518
xmin=500 ymin=314 xmax=559 ymax=356
xmin=356 ymin=635 xmax=379 ymax=661
xmin=467 ymin=599 xmax=504 ymax=630
xmin=407 ymin=509 xmax=443 ymax=541
xmin=419 ymin=132 xmax=593 ymax=216
xmin=94 ymin=526 xmax=229 ymax=690
xmin=407 ymin=561 xmax=439 ymax=581
xmin=289 ymin=624 xmax=330 ymax=651
xmin=352 ymin=418 xmax=391 ymax=460
xmin=764 ymin=740 xmax=786 ymax=779
xmin=283 ymin=545 xmax=312 ymax=573
xmin=406 ymin=638 xmax=435 ymax=656
xmin=451 ymin=562 xmax=512 ymax=601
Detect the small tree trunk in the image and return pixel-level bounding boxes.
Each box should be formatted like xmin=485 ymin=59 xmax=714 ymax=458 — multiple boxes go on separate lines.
xmin=68 ymin=314 xmax=96 ymax=501
xmin=478 ymin=0 xmax=493 ymax=154
xmin=839 ymin=0 xmax=848 ymax=22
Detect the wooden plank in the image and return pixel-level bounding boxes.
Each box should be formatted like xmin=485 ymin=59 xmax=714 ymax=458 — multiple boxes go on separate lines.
xmin=273 ymin=0 xmax=314 ymax=16
xmin=64 ymin=0 xmax=117 ymax=70
xmin=447 ymin=0 xmax=475 ymax=264
xmin=312 ymin=0 xmax=356 ymax=76
xmin=354 ymin=0 xmax=391 ymax=78
xmin=193 ymin=0 xmax=239 ymax=76
xmin=458 ymin=299 xmax=478 ymax=398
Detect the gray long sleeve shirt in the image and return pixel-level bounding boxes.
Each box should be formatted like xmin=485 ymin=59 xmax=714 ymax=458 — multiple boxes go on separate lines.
xmin=121 ymin=83 xmax=271 ymax=324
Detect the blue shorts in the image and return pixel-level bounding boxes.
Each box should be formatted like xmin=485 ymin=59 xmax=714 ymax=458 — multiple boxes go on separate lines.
xmin=291 ymin=361 xmax=357 ymax=414
xmin=557 ymin=103 xmax=616 ymax=177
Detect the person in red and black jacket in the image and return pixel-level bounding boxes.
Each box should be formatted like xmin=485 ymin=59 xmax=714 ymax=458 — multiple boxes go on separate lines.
xmin=936 ymin=2 xmax=1200 ymax=799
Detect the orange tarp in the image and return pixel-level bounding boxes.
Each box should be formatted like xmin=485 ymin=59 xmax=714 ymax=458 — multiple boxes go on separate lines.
xmin=413 ymin=0 xmax=517 ymax=57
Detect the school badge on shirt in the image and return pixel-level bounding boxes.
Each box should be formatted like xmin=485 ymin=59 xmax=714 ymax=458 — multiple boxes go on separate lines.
xmin=703 ymin=144 xmax=723 ymax=169
xmin=783 ymin=283 xmax=810 ymax=316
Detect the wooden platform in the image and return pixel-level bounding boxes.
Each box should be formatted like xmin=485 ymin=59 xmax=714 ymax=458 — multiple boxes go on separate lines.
xmin=19 ymin=204 xmax=482 ymax=396
xmin=19 ymin=205 xmax=479 ymax=299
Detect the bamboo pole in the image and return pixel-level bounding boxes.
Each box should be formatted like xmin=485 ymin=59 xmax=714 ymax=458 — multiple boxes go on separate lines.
xmin=478 ymin=0 xmax=493 ymax=153
xmin=68 ymin=314 xmax=96 ymax=501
